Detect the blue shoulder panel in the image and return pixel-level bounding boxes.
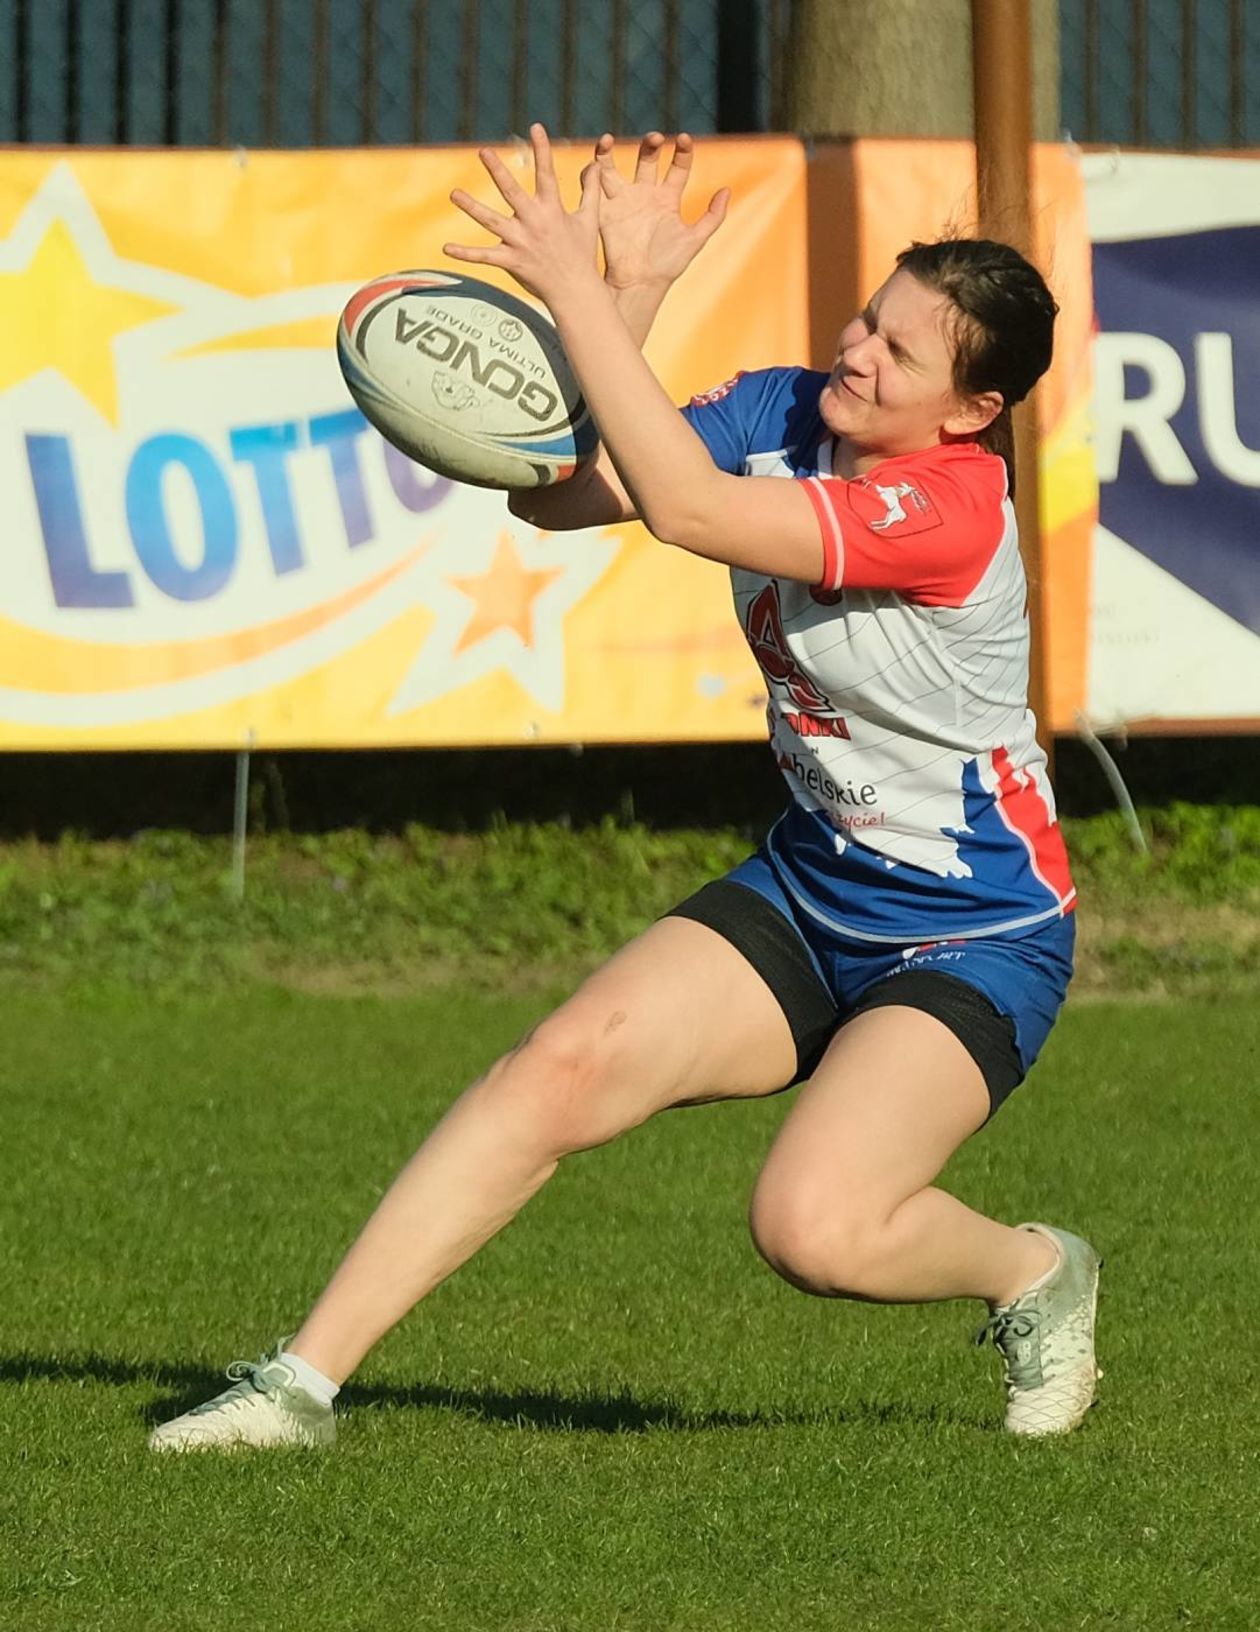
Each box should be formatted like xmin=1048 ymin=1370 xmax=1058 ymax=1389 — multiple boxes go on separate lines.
xmin=681 ymin=367 xmax=829 ymax=474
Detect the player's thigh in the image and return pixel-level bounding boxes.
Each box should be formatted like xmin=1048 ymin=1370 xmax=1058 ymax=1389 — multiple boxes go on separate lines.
xmin=750 ymin=1004 xmax=989 ymax=1233
xmin=514 ymin=913 xmax=799 ymax=1140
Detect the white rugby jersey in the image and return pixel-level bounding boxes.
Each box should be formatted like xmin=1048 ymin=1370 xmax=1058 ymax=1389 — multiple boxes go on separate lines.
xmin=681 ymin=366 xmax=1076 ymax=944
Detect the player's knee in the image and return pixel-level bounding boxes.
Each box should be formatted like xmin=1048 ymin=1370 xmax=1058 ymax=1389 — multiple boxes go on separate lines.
xmin=748 ymin=1178 xmax=885 ymax=1298
xmin=484 ymin=1010 xmax=625 ymax=1155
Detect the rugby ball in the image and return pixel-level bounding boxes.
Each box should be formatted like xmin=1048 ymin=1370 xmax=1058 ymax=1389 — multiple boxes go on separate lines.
xmin=337 ymin=270 xmax=598 ymax=489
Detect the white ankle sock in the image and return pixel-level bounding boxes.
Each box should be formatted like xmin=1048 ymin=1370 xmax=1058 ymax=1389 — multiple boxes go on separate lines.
xmin=278 ymin=1350 xmax=340 ymax=1406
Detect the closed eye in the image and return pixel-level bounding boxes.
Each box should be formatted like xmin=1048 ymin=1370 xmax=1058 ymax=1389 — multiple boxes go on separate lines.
xmin=881 ymin=330 xmax=916 ymax=368
xmin=860 ymin=304 xmax=914 ymax=366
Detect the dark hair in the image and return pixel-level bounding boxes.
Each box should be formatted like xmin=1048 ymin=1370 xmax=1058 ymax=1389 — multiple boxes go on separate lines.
xmin=894 ymin=237 xmax=1058 ymax=490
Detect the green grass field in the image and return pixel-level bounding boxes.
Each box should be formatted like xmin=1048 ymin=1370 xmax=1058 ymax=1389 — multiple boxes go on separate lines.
xmin=3 ymin=987 xmax=1257 ymax=1630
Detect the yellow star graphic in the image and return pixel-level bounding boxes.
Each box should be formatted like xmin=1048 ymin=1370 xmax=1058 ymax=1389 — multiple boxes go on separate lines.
xmin=0 ymin=219 xmax=177 ymax=424
xmin=449 ymin=530 xmax=562 ymax=654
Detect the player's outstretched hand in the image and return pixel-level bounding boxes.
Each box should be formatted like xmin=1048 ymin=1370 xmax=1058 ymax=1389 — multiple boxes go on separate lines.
xmin=445 ymin=123 xmax=601 ymax=308
xmin=585 ymin=131 xmax=730 ymax=292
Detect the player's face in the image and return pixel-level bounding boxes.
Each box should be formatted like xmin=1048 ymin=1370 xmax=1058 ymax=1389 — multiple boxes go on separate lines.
xmin=819 ymin=269 xmax=981 ymax=464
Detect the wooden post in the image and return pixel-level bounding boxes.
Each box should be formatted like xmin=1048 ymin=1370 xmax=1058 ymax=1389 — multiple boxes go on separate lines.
xmin=971 ymin=0 xmax=1054 ymax=771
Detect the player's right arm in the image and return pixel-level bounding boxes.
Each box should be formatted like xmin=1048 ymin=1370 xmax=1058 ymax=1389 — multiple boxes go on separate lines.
xmin=507 ymin=132 xmax=728 ymax=532
xmin=506 ymin=440 xmax=636 ymax=529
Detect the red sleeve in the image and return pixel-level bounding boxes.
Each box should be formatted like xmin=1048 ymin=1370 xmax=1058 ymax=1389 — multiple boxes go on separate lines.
xmin=799 ymin=449 xmax=1009 ymax=606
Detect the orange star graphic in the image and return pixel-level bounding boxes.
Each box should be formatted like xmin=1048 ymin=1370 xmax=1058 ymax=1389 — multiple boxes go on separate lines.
xmin=449 ymin=530 xmax=562 ymax=654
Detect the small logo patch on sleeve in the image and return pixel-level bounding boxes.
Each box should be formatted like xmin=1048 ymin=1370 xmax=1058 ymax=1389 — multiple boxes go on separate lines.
xmin=854 ymin=478 xmax=942 ymax=535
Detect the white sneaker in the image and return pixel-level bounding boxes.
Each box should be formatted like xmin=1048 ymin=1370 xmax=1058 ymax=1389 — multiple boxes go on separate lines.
xmin=148 ymin=1348 xmax=336 ymax=1453
xmin=977 ymin=1222 xmax=1103 ymax=1437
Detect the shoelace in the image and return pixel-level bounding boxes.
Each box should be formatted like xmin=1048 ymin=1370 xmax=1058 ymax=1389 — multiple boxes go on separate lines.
xmin=224 ymin=1359 xmax=268 ymax=1389
xmin=179 ymin=1357 xmax=271 ymax=1417
xmin=975 ymin=1306 xmax=1043 ymax=1390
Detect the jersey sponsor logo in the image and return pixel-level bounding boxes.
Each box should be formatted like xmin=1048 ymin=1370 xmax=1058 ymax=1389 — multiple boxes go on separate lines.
xmin=776 ymin=748 xmax=878 ymax=810
xmin=689 ymin=370 xmax=746 ymax=408
xmin=834 ymin=809 xmax=886 ymax=832
xmin=782 ymin=708 xmax=851 ymax=740
xmin=860 ymin=478 xmax=941 ymax=534
xmin=745 ymin=583 xmax=835 ymax=711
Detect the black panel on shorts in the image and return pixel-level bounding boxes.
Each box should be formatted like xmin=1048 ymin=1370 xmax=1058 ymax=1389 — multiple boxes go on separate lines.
xmin=847 ymin=968 xmax=1024 ymax=1114
xmin=668 ymin=880 xmax=1026 ymax=1114
xmin=666 ymin=878 xmax=838 ymax=1077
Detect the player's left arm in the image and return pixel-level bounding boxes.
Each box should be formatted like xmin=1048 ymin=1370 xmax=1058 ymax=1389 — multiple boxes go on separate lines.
xmin=799 ymin=463 xmax=1007 ymax=603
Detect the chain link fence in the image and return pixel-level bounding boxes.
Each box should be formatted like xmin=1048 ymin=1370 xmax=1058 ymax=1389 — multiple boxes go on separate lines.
xmin=0 ymin=0 xmax=792 ymax=146
xmin=1061 ymin=0 xmax=1257 ymax=145
xmin=1 ymin=1 xmax=1256 ymax=150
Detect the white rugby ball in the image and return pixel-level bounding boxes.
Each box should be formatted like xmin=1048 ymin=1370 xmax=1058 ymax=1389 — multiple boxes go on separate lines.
xmin=337 ymin=270 xmax=598 ymax=490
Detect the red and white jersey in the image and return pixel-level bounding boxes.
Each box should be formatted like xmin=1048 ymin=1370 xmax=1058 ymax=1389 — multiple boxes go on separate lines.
xmin=682 ymin=366 xmax=1075 ymax=944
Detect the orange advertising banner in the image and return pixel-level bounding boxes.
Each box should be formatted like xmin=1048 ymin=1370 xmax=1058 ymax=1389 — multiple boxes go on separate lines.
xmin=0 ymin=138 xmax=1090 ymax=747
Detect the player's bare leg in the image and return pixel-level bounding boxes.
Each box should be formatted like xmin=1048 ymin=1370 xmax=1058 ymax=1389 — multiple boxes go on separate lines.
xmin=750 ymin=1007 xmax=1048 ymax=1303
xmin=150 ymin=917 xmax=797 ymax=1450
xmin=292 ymin=917 xmax=796 ymax=1381
xmin=748 ymin=1004 xmax=1100 ymax=1433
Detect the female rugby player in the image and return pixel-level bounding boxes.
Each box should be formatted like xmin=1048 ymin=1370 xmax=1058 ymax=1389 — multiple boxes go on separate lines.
xmin=151 ymin=127 xmax=1100 ymax=1451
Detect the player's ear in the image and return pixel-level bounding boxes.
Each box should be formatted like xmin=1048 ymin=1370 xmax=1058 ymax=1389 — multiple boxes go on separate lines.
xmin=944 ymin=389 xmax=1003 ymax=438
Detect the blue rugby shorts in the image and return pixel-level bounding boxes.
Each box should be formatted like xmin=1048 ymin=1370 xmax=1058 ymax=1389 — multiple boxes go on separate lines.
xmin=668 ymin=849 xmax=1075 ymax=1117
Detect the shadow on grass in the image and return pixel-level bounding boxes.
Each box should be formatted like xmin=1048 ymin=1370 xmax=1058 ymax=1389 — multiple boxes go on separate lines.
xmin=0 ymin=1352 xmax=988 ymax=1434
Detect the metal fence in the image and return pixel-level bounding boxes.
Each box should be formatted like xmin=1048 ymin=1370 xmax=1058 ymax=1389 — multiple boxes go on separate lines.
xmin=0 ymin=0 xmax=1256 ymax=150
xmin=1060 ymin=0 xmax=1258 ymax=145
xmin=0 ymin=0 xmax=791 ymax=146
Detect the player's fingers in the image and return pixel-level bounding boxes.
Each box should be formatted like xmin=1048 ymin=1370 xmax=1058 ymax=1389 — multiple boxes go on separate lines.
xmin=676 ymin=189 xmax=729 ymax=260
xmin=663 ymin=132 xmax=696 ymax=196
xmin=442 ymin=241 xmax=512 ymax=267
xmin=530 ymin=122 xmax=559 ymax=198
xmin=593 ymin=132 xmax=625 ymax=196
xmin=579 ymin=155 xmax=602 ymax=216
xmin=450 ymin=188 xmax=519 ymax=237
xmin=479 ymin=149 xmax=533 ymax=216
xmin=634 ymin=131 xmax=665 ymax=185
xmin=693 ymin=186 xmax=731 ymax=241
xmin=478 ymin=145 xmax=533 ymax=213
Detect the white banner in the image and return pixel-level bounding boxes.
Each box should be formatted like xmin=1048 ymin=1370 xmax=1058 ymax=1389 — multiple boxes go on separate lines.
xmin=1084 ymin=150 xmax=1260 ymax=730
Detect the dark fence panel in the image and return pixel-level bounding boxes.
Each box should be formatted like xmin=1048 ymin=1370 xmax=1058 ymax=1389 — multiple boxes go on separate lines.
xmin=0 ymin=0 xmax=793 ymax=145
xmin=5 ymin=4 xmax=1258 ymax=151
xmin=1061 ymin=0 xmax=1257 ymax=146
